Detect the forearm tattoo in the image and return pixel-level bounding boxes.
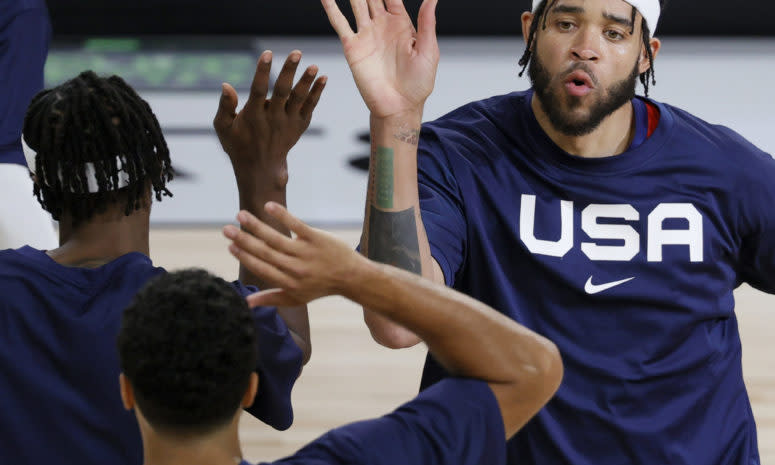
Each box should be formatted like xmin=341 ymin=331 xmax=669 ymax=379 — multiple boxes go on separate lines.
xmin=374 ymin=147 xmax=394 ymax=209
xmin=368 ymin=206 xmax=422 ymax=275
xmin=393 ymin=125 xmax=421 ymax=146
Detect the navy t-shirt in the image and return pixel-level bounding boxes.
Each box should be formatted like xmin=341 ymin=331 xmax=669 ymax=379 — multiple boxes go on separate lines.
xmin=0 ymin=0 xmax=51 ymax=166
xmin=0 ymin=246 xmax=303 ymax=464
xmin=254 ymin=378 xmax=504 ymax=465
xmin=416 ymin=90 xmax=774 ymax=464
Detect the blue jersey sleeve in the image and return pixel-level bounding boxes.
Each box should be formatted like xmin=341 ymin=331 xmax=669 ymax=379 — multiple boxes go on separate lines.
xmin=264 ymin=378 xmax=505 ymax=465
xmin=736 ymin=148 xmax=775 ymax=294
xmin=418 ymin=127 xmax=467 ymax=287
xmin=231 ymin=281 xmax=303 ymax=431
xmin=0 ymin=3 xmax=51 ymax=165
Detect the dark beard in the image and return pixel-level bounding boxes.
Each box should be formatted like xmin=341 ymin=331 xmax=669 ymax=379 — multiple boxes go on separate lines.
xmin=528 ymin=53 xmax=640 ymax=137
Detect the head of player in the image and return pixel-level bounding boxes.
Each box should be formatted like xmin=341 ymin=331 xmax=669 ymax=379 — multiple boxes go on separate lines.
xmin=519 ymin=0 xmax=664 ymax=137
xmin=22 ymin=70 xmax=173 ymax=232
xmin=117 ymin=269 xmax=259 ymax=463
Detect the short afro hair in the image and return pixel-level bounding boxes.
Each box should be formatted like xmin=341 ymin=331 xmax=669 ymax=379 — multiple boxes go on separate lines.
xmin=117 ymin=269 xmax=257 ymax=435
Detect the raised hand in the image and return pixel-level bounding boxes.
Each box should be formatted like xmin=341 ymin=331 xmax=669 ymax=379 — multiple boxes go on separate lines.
xmin=223 ymin=203 xmax=367 ymax=307
xmin=321 ymin=0 xmax=439 ymax=118
xmin=213 ymin=50 xmax=327 ymax=183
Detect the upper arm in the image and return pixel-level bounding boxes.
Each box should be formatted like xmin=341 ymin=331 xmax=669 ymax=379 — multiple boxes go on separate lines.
xmin=418 ymin=128 xmax=467 ymax=287
xmin=231 ymin=281 xmax=304 ymax=430
xmin=737 ymin=150 xmax=775 ymax=293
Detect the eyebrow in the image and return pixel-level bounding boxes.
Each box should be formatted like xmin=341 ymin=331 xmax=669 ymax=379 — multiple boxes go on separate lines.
xmin=549 ymin=4 xmax=634 ymax=29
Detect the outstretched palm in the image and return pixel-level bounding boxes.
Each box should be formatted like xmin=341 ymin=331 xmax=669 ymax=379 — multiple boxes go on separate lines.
xmin=322 ymin=0 xmax=439 ymax=118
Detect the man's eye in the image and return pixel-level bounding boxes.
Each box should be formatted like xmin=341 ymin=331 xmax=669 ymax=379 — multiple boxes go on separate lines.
xmin=605 ymin=30 xmax=624 ymax=40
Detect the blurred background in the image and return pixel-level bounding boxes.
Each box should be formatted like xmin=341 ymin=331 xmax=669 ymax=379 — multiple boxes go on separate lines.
xmin=42 ymin=0 xmax=775 ymax=225
xmin=37 ymin=1 xmax=775 ymax=462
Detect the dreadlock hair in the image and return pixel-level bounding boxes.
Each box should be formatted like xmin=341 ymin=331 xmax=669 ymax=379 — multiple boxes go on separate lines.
xmin=518 ymin=0 xmax=665 ymax=97
xmin=22 ymin=70 xmax=173 ymax=227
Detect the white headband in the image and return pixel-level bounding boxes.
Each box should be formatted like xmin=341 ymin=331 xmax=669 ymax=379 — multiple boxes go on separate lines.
xmin=22 ymin=136 xmax=132 ymax=193
xmin=532 ymin=0 xmax=660 ymax=36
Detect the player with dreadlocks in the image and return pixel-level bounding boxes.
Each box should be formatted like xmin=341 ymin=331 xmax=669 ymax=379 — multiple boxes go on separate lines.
xmin=323 ymin=0 xmax=773 ymax=463
xmin=0 ymin=50 xmax=325 ymax=464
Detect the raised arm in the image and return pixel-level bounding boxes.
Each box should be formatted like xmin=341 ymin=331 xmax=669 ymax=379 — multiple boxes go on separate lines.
xmin=321 ymin=0 xmax=444 ymax=348
xmin=213 ymin=51 xmax=327 ymax=364
xmin=223 ymin=205 xmax=563 ymax=437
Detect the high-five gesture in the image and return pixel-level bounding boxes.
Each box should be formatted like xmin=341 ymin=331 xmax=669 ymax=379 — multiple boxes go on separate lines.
xmin=322 ymin=0 xmax=439 ymax=118
xmin=214 ymin=50 xmax=327 ymax=181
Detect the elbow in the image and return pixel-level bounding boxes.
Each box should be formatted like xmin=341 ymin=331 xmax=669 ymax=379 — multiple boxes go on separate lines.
xmin=369 ymin=327 xmax=421 ymax=349
xmin=363 ymin=310 xmax=421 ymax=349
xmin=533 ymin=340 xmax=563 ymax=399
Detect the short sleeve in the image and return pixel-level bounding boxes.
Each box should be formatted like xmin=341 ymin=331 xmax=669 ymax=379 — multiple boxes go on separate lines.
xmin=418 ymin=127 xmax=467 ymax=287
xmin=736 ymin=150 xmax=775 ymax=294
xmin=264 ymin=378 xmax=506 ymax=465
xmin=231 ymin=281 xmax=303 ymax=431
xmin=0 ymin=5 xmax=51 ymax=165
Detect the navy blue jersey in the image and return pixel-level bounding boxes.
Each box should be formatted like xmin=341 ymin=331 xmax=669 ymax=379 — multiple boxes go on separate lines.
xmin=258 ymin=378 xmax=505 ymax=465
xmin=0 ymin=0 xmax=51 ymax=166
xmin=417 ymin=90 xmax=774 ymax=465
xmin=0 ymin=246 xmax=302 ymax=464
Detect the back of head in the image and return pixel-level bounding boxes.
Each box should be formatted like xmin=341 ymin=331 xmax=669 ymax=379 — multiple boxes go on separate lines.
xmin=22 ymin=70 xmax=173 ymax=227
xmin=117 ymin=269 xmax=257 ymax=436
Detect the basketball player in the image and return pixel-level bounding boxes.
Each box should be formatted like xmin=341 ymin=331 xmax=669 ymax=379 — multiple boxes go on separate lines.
xmin=0 ymin=0 xmax=57 ymax=249
xmin=322 ymin=0 xmax=774 ymax=462
xmin=0 ymin=51 xmax=324 ymax=463
xmin=116 ymin=207 xmax=561 ymax=465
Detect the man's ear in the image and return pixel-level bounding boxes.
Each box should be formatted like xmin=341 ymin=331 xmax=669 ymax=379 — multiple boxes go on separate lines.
xmin=119 ymin=373 xmax=135 ymax=411
xmin=241 ymin=372 xmax=259 ymax=408
xmin=639 ymin=37 xmax=662 ymax=74
xmin=521 ymin=12 xmax=535 ymax=46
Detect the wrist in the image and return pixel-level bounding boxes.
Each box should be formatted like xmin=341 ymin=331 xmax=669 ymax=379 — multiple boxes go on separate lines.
xmin=370 ymin=109 xmax=423 ymax=127
xmin=337 ymin=254 xmax=382 ymax=301
xmin=232 ymin=159 xmax=289 ymax=191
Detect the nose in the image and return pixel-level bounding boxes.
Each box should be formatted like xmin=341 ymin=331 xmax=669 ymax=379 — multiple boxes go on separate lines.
xmin=570 ymin=27 xmax=600 ymax=62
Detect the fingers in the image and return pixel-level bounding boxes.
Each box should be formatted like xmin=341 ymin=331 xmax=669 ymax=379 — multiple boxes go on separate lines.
xmin=246 ymin=51 xmax=273 ymax=111
xmin=349 ymin=0 xmax=372 ymax=29
xmin=300 ymin=76 xmax=328 ymax=121
xmin=232 ymin=210 xmax=300 ymax=255
xmin=213 ymin=82 xmax=238 ymax=135
xmin=416 ymin=0 xmax=439 ymax=57
xmin=366 ymin=0 xmax=386 ymax=17
xmin=321 ymin=0 xmax=355 ymax=39
xmin=228 ymin=243 xmax=294 ymax=290
xmin=246 ymin=289 xmax=306 ymax=308
xmin=269 ymin=51 xmax=302 ymax=115
xmin=286 ymin=65 xmax=319 ymax=115
xmin=384 ymin=0 xmax=407 ymax=15
xmin=264 ymin=202 xmax=314 ymax=239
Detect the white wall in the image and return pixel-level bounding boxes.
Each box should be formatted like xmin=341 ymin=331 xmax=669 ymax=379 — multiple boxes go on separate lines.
xmin=144 ymin=37 xmax=775 ymax=226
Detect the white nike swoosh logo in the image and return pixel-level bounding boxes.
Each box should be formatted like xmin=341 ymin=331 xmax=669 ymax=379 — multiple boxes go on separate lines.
xmin=584 ymin=276 xmax=635 ymax=294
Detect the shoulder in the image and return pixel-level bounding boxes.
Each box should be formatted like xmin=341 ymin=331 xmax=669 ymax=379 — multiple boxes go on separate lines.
xmin=0 ymin=0 xmax=48 ymax=25
xmin=268 ymin=378 xmax=504 ymax=465
xmin=654 ymin=100 xmax=775 ymax=177
xmin=419 ymin=91 xmax=530 ymax=169
xmin=423 ymin=91 xmax=529 ymax=141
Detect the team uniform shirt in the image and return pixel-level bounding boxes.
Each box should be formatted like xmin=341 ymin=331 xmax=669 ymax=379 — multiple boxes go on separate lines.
xmin=417 ymin=90 xmax=774 ymax=465
xmin=249 ymin=378 xmax=504 ymax=465
xmin=0 ymin=246 xmax=302 ymax=464
xmin=0 ymin=0 xmax=51 ymax=166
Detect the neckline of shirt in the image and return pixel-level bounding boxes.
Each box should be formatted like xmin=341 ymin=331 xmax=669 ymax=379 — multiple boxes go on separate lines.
xmin=517 ymin=89 xmax=675 ymax=177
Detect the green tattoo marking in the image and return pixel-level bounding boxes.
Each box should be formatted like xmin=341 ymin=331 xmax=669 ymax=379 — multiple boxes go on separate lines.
xmin=375 ymin=146 xmax=394 ymax=209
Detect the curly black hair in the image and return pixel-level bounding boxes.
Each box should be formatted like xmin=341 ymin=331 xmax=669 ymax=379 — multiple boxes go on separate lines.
xmin=519 ymin=0 xmax=668 ymax=97
xmin=117 ymin=269 xmax=258 ymax=435
xmin=22 ymin=70 xmax=173 ymax=227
